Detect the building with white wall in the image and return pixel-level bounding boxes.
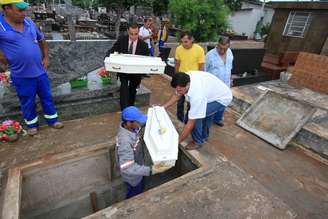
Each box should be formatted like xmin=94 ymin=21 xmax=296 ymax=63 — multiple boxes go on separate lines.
xmin=228 ymin=1 xmax=274 ymax=39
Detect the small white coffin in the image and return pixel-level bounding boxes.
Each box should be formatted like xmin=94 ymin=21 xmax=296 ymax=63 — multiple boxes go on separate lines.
xmin=104 ymin=53 xmax=166 ymax=74
xmin=144 ymin=106 xmax=179 ymax=167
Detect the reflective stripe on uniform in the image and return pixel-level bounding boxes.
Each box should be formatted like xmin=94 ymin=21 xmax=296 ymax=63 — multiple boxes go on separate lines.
xmin=132 ymin=138 xmax=140 ymax=151
xmin=0 ymin=21 xmax=6 ymax=31
xmin=120 ymin=160 xmax=134 ymax=169
xmin=44 ymin=113 xmax=58 ymax=119
xmin=116 ymin=137 xmax=119 ymax=146
xmin=25 ymin=116 xmax=38 ymax=125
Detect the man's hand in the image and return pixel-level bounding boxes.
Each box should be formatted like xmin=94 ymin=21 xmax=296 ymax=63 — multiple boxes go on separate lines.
xmin=175 ymin=60 xmax=180 ymax=73
xmin=162 ymin=93 xmax=180 ymax=109
xmin=42 ymin=57 xmax=49 ymax=70
xmin=178 ymin=119 xmax=196 ymax=144
xmin=38 ymin=40 xmax=49 ymax=70
xmin=151 ymin=163 xmax=171 ymax=175
xmin=0 ymin=50 xmax=8 ymax=67
xmin=198 ymin=63 xmax=204 ymax=71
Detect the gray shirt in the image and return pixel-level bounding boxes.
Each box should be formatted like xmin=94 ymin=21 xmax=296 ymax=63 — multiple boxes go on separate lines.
xmin=115 ymin=124 xmax=151 ymax=186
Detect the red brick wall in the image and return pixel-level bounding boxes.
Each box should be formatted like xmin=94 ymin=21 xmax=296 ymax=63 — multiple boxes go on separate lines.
xmin=289 ymin=52 xmax=328 ymax=94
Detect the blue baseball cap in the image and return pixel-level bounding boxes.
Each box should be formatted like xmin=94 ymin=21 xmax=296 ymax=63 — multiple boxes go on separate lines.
xmin=122 ymin=106 xmax=147 ymax=124
xmin=15 ymin=1 xmax=29 ymax=9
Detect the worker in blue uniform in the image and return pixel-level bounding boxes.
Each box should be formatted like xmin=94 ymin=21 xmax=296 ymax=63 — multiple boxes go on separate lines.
xmin=0 ymin=0 xmax=63 ymax=135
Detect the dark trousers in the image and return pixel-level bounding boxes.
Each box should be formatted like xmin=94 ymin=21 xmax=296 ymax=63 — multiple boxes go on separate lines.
xmin=177 ymin=95 xmax=190 ymax=123
xmin=125 ymin=179 xmax=144 ymax=199
xmin=119 ymin=74 xmax=142 ymax=110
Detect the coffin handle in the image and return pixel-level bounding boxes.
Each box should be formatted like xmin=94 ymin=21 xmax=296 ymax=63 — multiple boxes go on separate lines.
xmin=112 ymin=66 xmax=121 ymax=70
xmin=150 ymin=68 xmax=158 ymax=72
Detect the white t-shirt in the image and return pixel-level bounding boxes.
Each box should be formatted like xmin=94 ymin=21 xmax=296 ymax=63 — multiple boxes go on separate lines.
xmin=139 ymin=26 xmax=152 ymax=48
xmin=185 ymin=71 xmax=233 ymax=119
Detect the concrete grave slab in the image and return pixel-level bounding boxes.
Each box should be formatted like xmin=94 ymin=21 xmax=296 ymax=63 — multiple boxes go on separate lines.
xmin=236 ymin=91 xmax=316 ymax=149
xmin=231 ymin=80 xmax=328 ymax=158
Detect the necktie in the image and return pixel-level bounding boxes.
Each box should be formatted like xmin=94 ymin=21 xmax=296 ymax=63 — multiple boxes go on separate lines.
xmin=128 ymin=41 xmax=133 ymax=54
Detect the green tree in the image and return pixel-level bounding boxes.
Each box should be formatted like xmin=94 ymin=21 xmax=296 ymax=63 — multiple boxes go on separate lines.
xmin=98 ymin=0 xmax=153 ymax=38
xmin=224 ymin=0 xmax=242 ymax=12
xmin=153 ymin=0 xmax=169 ymax=16
xmin=260 ymin=22 xmax=271 ymax=37
xmin=169 ymin=0 xmax=230 ymax=42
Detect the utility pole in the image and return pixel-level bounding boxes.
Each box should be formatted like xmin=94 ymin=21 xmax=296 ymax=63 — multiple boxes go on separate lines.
xmin=261 ymin=0 xmax=266 ymax=17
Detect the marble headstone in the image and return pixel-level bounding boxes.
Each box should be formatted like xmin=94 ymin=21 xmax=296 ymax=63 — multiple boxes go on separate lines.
xmin=47 ymin=40 xmax=114 ymax=87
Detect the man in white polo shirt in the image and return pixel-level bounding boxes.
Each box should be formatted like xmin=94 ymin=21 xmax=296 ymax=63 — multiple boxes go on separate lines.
xmin=163 ymin=71 xmax=232 ymax=150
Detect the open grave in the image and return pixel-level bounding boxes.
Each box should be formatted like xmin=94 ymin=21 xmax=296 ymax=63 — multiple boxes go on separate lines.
xmin=2 ymin=141 xmax=199 ymax=219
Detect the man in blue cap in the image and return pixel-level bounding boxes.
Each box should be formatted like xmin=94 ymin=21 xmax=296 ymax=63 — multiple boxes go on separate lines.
xmin=116 ymin=106 xmax=170 ymax=199
xmin=0 ymin=0 xmax=63 ymax=136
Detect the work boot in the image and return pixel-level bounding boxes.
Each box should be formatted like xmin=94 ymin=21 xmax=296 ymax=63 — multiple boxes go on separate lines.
xmin=27 ymin=128 xmax=38 ymax=136
xmin=49 ymin=122 xmax=64 ymax=129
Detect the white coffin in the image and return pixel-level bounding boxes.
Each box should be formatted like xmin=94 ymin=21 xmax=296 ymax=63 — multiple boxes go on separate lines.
xmin=144 ymin=106 xmax=179 ymax=167
xmin=104 ymin=53 xmax=166 ymax=74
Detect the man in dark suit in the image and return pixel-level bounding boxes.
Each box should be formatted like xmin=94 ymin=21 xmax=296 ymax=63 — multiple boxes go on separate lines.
xmin=105 ymin=23 xmax=149 ymax=110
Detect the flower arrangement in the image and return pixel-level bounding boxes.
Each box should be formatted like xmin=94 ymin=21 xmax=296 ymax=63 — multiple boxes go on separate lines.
xmin=0 ymin=120 xmax=23 ymax=142
xmin=97 ymin=67 xmax=110 ymax=78
xmin=97 ymin=67 xmax=112 ymax=85
xmin=0 ymin=71 xmax=10 ymax=84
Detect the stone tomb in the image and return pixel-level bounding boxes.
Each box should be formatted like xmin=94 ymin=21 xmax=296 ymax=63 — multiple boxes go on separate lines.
xmin=0 ymin=40 xmax=151 ymax=122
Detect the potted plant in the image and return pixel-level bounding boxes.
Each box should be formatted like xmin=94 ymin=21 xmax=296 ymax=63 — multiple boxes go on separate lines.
xmin=69 ymin=76 xmax=88 ymax=89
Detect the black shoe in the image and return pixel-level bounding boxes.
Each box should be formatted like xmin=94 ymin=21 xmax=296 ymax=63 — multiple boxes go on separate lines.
xmin=214 ymin=121 xmax=224 ymax=127
xmin=177 ymin=116 xmax=184 ymax=123
xmin=177 ymin=113 xmax=185 ymax=123
xmin=183 ymin=116 xmax=188 ymax=124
